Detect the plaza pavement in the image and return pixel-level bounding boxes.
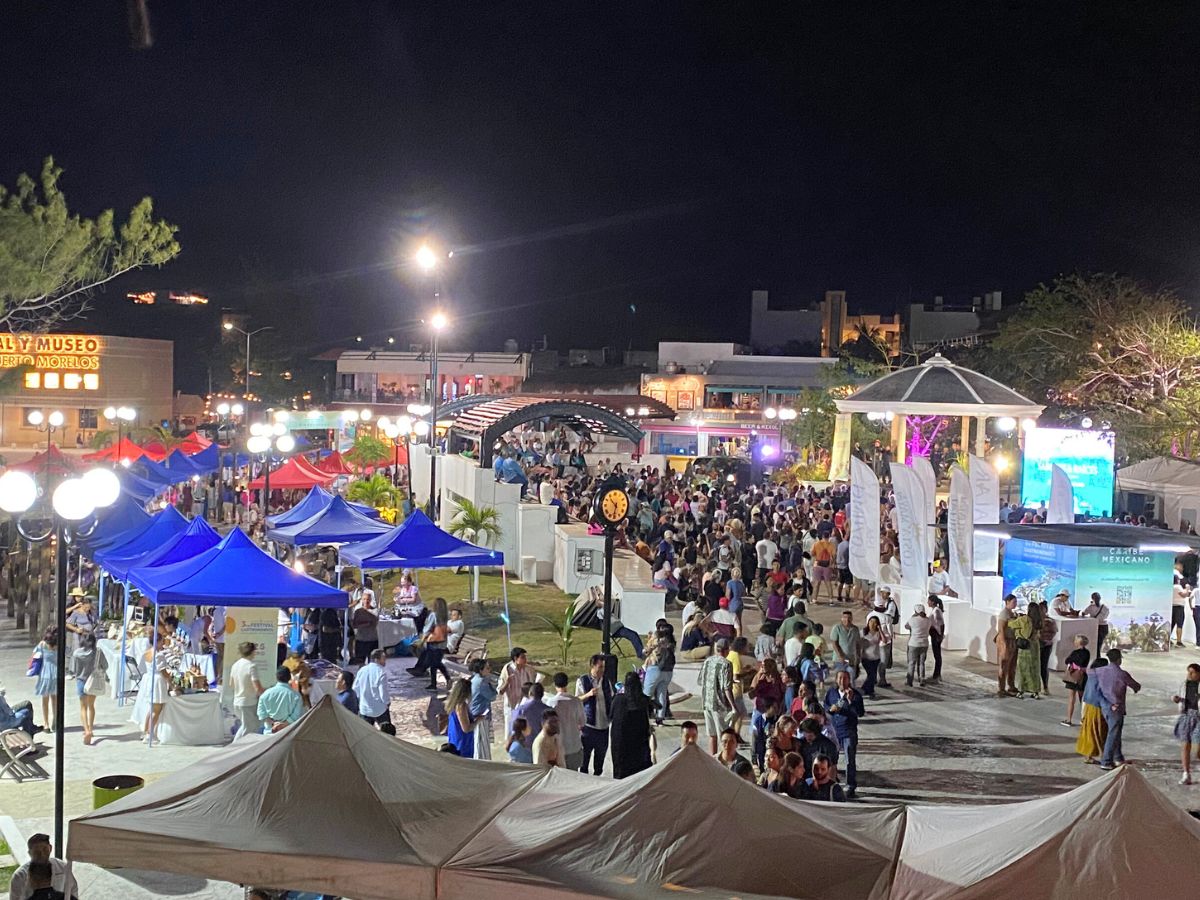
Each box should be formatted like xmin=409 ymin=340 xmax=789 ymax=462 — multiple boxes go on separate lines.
xmin=1 ymin=600 xmax=1198 ymax=896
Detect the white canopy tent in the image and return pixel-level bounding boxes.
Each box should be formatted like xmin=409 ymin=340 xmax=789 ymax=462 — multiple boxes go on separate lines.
xmin=68 ymin=699 xmax=1200 ymax=900
xmin=1116 ymin=455 xmax=1200 ymax=531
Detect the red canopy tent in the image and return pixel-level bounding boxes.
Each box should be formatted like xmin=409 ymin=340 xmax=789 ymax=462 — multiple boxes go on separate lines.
xmin=8 ymin=444 xmax=79 ymax=477
xmin=83 ymin=436 xmax=151 ymax=464
xmin=142 ymin=442 xmax=169 ymax=461
xmin=248 ymin=456 xmax=334 ymax=490
xmin=315 ymin=450 xmax=355 ymax=475
xmin=179 ymin=431 xmax=212 ymax=455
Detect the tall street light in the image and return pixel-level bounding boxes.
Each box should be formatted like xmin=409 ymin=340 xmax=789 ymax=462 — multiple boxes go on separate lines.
xmin=415 ymin=243 xmax=447 ymax=519
xmin=215 ymin=402 xmax=245 ymax=517
xmin=0 ymin=464 xmax=120 ymax=851
xmin=247 ymin=421 xmax=295 ymax=513
xmin=223 ymin=321 xmax=275 ymax=404
xmin=102 ymin=406 xmax=138 ymax=466
xmin=764 ymin=405 xmax=798 ymax=456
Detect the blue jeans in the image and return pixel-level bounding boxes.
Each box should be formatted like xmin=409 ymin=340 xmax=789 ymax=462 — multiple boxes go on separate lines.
xmin=1101 ymin=708 xmax=1125 ymax=766
xmin=838 ymin=734 xmax=858 ymax=790
xmin=614 ymin=627 xmax=644 ymax=659
xmin=862 ymin=659 xmax=879 ymax=697
xmin=751 ymin=710 xmax=775 ymax=769
xmin=643 ymin=666 xmax=671 ymax=720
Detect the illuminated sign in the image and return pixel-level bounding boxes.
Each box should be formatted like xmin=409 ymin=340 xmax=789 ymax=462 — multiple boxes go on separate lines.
xmin=1020 ymin=427 xmax=1115 ymax=516
xmin=0 ymin=334 xmax=103 ymax=391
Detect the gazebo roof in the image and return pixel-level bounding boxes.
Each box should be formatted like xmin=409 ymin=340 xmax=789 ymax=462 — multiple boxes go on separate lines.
xmin=835 ymin=353 xmax=1044 ymax=418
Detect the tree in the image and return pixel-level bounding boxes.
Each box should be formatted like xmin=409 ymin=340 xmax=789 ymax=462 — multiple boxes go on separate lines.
xmin=346 ymin=473 xmax=398 ymax=510
xmin=448 ymin=498 xmax=502 ymax=547
xmin=0 ymin=157 xmax=179 ymax=330
xmin=343 ymin=433 xmax=392 ymax=471
xmin=979 ymin=273 xmax=1200 ymax=459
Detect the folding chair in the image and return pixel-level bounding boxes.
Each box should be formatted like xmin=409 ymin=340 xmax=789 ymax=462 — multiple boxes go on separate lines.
xmin=123 ymin=655 xmax=143 ymax=695
xmin=1 ymin=729 xmax=48 ymax=783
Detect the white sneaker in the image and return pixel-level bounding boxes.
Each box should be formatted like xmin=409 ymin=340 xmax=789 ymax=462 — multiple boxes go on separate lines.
xmin=1180 ymin=773 xmax=1193 ymax=785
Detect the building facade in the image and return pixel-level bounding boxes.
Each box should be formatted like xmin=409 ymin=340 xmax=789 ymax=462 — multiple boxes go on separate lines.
xmin=750 ymin=289 xmax=901 ymax=357
xmin=640 ymin=343 xmax=839 ymax=457
xmin=0 ymin=333 xmax=174 ymax=448
xmin=333 ymin=349 xmax=531 ymax=408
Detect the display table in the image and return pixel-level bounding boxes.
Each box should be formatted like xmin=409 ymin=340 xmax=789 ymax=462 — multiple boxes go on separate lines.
xmin=182 ymin=652 xmax=217 ymax=687
xmin=96 ymin=637 xmax=151 ymax=699
xmin=130 ymin=688 xmax=226 ymax=746
xmin=377 ymin=617 xmax=416 ymax=649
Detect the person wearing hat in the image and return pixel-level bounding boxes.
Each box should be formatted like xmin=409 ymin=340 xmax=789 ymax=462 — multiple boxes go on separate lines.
xmin=64 ymin=589 xmax=97 ymax=658
xmin=705 ymin=596 xmax=740 ymax=641
xmin=927 ymin=560 xmax=951 ymax=596
xmin=904 ymin=603 xmax=932 ymax=687
xmin=1052 ymin=589 xmax=1078 ymax=618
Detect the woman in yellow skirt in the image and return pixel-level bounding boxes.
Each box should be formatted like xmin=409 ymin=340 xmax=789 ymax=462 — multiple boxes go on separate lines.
xmin=1076 ymin=657 xmax=1109 ymax=763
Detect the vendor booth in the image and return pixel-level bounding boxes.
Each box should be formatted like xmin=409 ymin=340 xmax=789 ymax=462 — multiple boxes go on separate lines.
xmin=1116 ymin=455 xmax=1200 ymax=531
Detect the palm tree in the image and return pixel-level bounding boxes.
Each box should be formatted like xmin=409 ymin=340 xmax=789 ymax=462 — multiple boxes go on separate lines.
xmin=346 ymin=473 xmax=399 ymax=510
xmin=88 ymin=422 xmax=183 ymax=451
xmin=344 ymin=433 xmax=392 ymax=472
xmin=448 ymin=498 xmax=502 ymax=547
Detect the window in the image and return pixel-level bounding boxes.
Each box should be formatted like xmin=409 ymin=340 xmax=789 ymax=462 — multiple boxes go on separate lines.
xmin=78 ymin=408 xmax=98 ymax=430
xmin=82 ymin=373 xmax=99 ymax=390
xmin=651 ymin=432 xmax=698 ymax=456
xmin=42 ymin=372 xmax=60 ymax=389
xmin=24 ymin=372 xmax=40 ymax=389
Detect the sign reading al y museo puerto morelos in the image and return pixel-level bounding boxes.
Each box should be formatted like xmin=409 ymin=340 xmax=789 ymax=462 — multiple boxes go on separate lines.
xmin=0 ymin=333 xmax=103 ymax=390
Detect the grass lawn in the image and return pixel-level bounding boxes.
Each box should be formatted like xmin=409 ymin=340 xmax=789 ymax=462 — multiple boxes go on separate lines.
xmin=372 ymin=568 xmax=641 ymax=683
xmin=0 ymin=838 xmax=15 ymax=891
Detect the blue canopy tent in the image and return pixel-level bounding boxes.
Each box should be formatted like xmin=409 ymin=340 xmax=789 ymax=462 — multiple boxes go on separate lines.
xmin=109 ymin=517 xmax=222 ymax=702
xmin=116 ymin=466 xmax=167 ymax=503
xmin=163 ymin=448 xmax=207 ymax=479
xmin=93 ymin=506 xmax=190 ymax=580
xmin=131 ymin=455 xmax=180 ymax=486
xmin=266 ymin=486 xmax=380 ymax=528
xmin=340 ymin=510 xmax=511 ymax=650
xmin=126 ymin=527 xmax=348 ymax=746
xmin=185 ymin=443 xmax=220 ymax=472
xmin=266 ymin=496 xmax=393 ymax=547
xmin=81 ymin=493 xmax=153 ymax=551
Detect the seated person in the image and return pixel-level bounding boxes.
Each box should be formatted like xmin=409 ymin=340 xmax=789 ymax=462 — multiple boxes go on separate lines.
xmin=0 ymin=686 xmax=38 ymax=737
xmin=679 ymin=612 xmax=713 ymax=661
xmin=703 ymin=597 xmax=740 ymax=641
xmin=446 ymin=607 xmax=466 ymax=654
xmin=281 ymin=650 xmax=313 ymax=709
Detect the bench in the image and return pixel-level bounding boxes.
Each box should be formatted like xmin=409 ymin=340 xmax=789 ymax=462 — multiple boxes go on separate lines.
xmin=444 ymin=635 xmax=490 ymax=678
xmin=1 ymin=729 xmax=47 ymax=783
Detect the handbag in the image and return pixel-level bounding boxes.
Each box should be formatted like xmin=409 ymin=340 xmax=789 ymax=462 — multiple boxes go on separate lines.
xmin=84 ymin=666 xmax=109 ymax=696
xmin=26 ymin=651 xmax=42 ymax=678
xmin=1015 ymin=636 xmax=1031 ymax=650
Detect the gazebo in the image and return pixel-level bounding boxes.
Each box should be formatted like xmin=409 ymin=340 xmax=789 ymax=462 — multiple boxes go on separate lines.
xmin=835 ymin=353 xmax=1044 ymax=464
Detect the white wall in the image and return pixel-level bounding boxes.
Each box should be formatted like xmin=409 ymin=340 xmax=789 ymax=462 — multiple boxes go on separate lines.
xmin=657 ymin=342 xmax=741 ymax=368
xmin=907 ymin=305 xmax=981 ymax=346
xmin=436 ymin=451 xmax=522 ymax=573
xmin=517 ymin=504 xmax=558 ymax=582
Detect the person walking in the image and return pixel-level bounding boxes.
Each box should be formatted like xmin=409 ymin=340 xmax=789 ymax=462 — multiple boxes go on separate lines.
xmin=229 ymin=642 xmax=264 ymax=738
xmin=860 ymin=617 xmax=884 ymax=698
xmin=1172 ymin=663 xmax=1200 ymax=784
xmin=1060 ymin=635 xmax=1091 ymax=727
xmin=1093 ymin=648 xmax=1142 ymax=770
xmin=829 ymin=610 xmax=862 ymax=681
xmin=357 ymin=648 xmax=393 ymax=729
xmin=642 ymin=621 xmax=675 ymax=726
xmin=904 ymin=604 xmax=931 ymax=687
xmin=31 ymin=627 xmax=59 ymax=732
xmin=824 ymin=668 xmax=864 ymax=799
xmin=498 ymin=647 xmax=540 ymax=732
xmin=927 ymin=595 xmax=945 ymax=683
xmin=544 ymin=671 xmax=586 ymax=771
xmin=445 ymin=677 xmax=476 ymax=759
xmin=1076 ymin=656 xmax=1110 ymax=764
xmin=71 ymin=633 xmax=105 ymax=745
xmin=700 ymin=638 xmax=737 ymax=754
xmin=576 ymin=655 xmax=613 ymax=775
xmin=610 ymin=671 xmax=653 ymax=778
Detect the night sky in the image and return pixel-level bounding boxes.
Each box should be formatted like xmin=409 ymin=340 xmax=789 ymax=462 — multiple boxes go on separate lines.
xmin=3 ymin=2 xmax=1200 ymax=392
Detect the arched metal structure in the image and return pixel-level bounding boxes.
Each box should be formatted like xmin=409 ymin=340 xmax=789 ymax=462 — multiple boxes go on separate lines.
xmin=450 ymin=396 xmax=647 ymax=467
xmin=436 ymin=394 xmax=505 ymax=421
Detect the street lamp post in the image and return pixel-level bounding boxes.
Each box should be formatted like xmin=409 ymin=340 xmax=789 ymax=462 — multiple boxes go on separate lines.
xmin=0 ymin=465 xmax=120 ymax=852
xmin=247 ymin=422 xmax=295 ymax=514
xmin=223 ymin=322 xmax=274 ymax=404
xmin=415 ymin=244 xmax=448 ymax=521
xmin=764 ymin=405 xmax=797 ymax=456
xmin=102 ymin=406 xmax=137 ymax=466
xmin=215 ymin=402 xmax=244 ymax=518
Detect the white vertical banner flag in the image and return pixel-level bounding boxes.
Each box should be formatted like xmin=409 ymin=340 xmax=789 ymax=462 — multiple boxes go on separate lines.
xmin=890 ymin=463 xmax=927 ymax=590
xmin=1048 ymin=464 xmax=1075 ymax=524
xmin=969 ymin=454 xmax=1000 ymax=572
xmin=948 ymin=464 xmax=975 ymax=604
xmin=910 ymin=455 xmax=938 ymax=564
xmin=849 ymin=457 xmax=881 ymax=583
xmin=829 ymin=413 xmax=853 ymax=482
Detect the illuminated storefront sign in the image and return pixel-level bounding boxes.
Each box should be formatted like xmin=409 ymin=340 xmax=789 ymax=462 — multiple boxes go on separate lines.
xmin=0 ymin=334 xmax=103 ymax=390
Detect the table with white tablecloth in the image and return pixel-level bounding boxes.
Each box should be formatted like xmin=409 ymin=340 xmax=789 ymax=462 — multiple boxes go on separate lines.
xmin=377 ymin=617 xmax=417 ymax=649
xmin=130 ymin=686 xmax=227 ymax=746
xmin=182 ymin=652 xmax=217 ymax=687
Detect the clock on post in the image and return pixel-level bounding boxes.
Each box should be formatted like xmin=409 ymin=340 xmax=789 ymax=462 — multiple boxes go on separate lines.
xmin=593 ymin=480 xmax=630 ymax=529
xmin=591 ymin=475 xmax=629 ymax=686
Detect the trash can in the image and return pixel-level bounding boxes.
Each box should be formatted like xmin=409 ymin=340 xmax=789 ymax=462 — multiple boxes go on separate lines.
xmin=93 ymin=775 xmax=144 ymax=809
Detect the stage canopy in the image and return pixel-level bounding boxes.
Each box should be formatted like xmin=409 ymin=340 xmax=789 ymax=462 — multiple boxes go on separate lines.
xmin=93 ymin=506 xmax=190 ymax=579
xmin=339 ymin=509 xmax=503 ymax=569
xmin=126 ymin=527 xmax=347 ymax=606
xmin=266 ymin=496 xmax=393 ymax=547
xmin=248 ymin=456 xmax=334 ymax=490
xmin=1001 ymin=522 xmax=1200 ymax=551
xmin=67 ymin=698 xmax=904 ymax=900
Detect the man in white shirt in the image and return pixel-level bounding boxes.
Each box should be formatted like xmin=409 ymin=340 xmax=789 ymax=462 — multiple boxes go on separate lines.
xmin=229 ymin=641 xmax=264 ymax=738
xmin=926 ymin=561 xmax=951 ymax=596
xmin=1082 ymin=592 xmax=1111 ymax=650
xmin=531 ymin=710 xmax=567 ymax=767
xmin=357 ymin=648 xmax=393 ymax=728
xmin=544 ymin=671 xmax=586 ymax=770
xmin=784 ymin=623 xmax=807 ymax=667
xmin=7 ymin=833 xmax=76 ymax=900
xmin=755 ymin=533 xmax=779 ymax=586
xmin=1052 ymin=590 xmax=1078 ymax=618
xmin=905 ymin=604 xmax=932 ymax=687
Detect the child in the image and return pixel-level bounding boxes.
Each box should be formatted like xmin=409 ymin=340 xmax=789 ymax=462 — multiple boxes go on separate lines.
xmin=1172 ymin=663 xmax=1200 ymax=785
xmin=506 ymin=717 xmax=532 ymax=764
